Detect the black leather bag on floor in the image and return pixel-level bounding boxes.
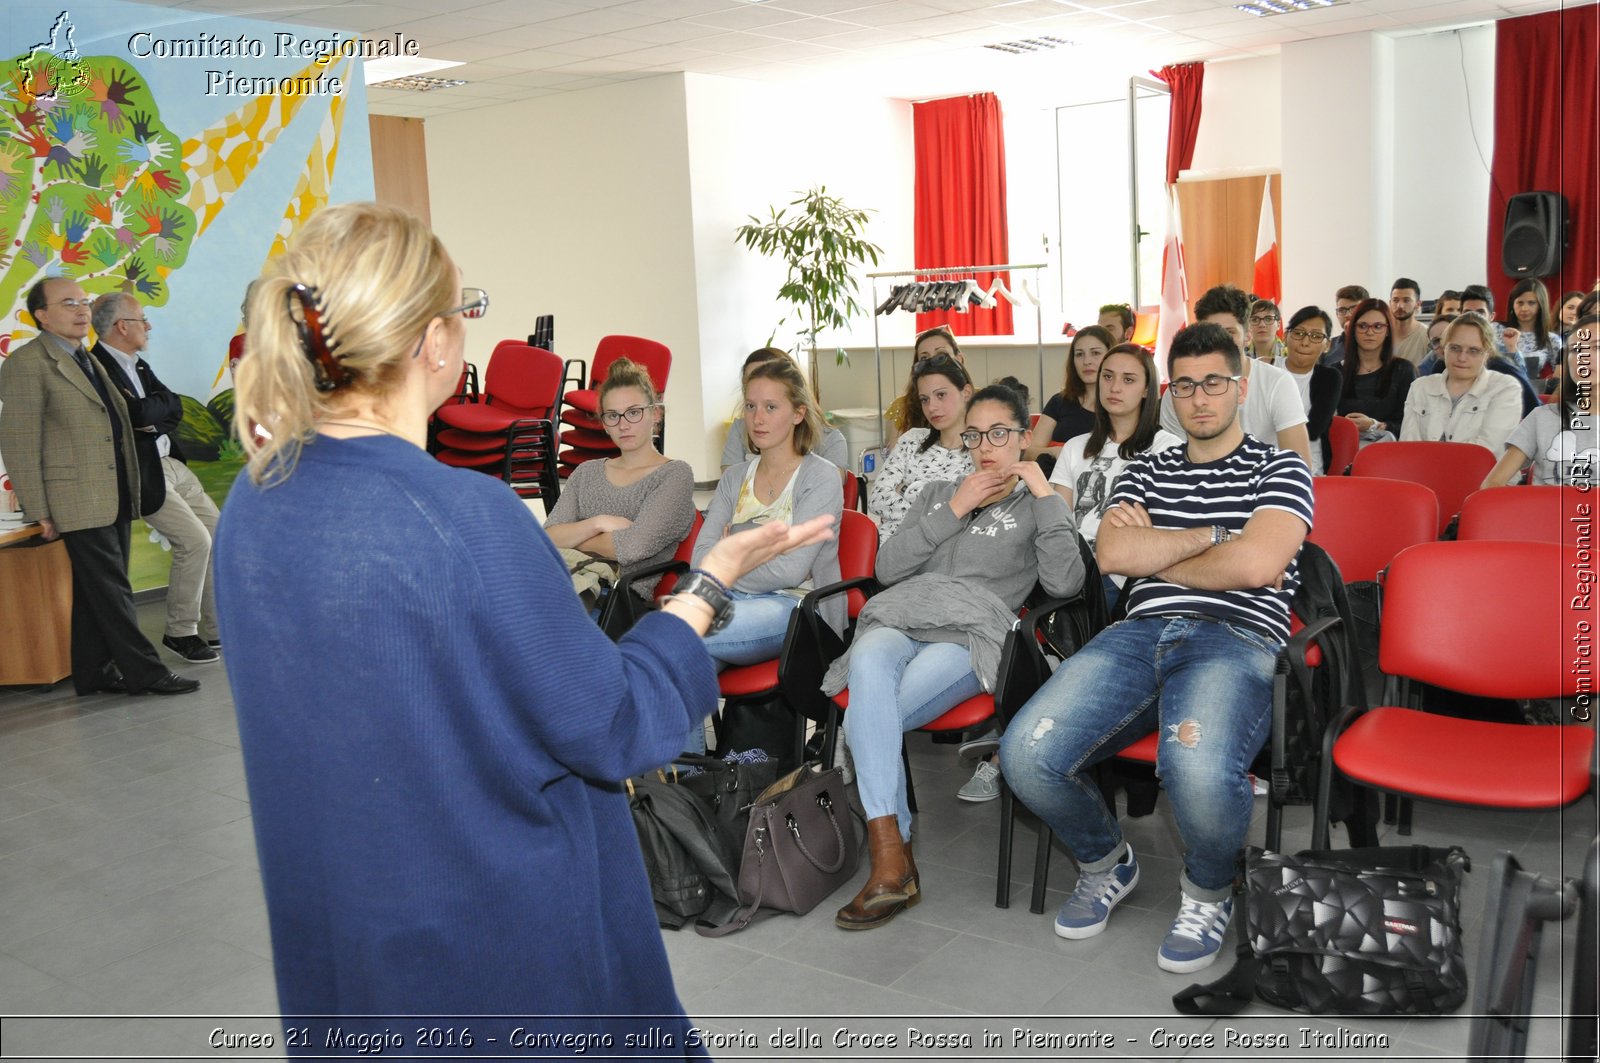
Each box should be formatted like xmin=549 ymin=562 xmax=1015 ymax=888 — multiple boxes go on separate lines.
xmin=627 ymin=766 xmax=742 ymax=930
xmin=1174 ymin=845 xmax=1471 ymax=1017
xmin=695 ymin=763 xmax=863 ymax=937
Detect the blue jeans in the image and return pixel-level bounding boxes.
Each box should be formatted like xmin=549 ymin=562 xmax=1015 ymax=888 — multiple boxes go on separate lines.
xmin=1001 ymin=616 xmax=1279 ymax=900
xmin=689 ymin=591 xmax=801 ymax=754
xmin=841 ymin=628 xmax=984 ymax=841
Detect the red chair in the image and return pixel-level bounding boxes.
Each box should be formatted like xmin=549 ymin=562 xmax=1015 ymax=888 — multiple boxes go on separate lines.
xmin=596 ymin=511 xmax=704 ymax=641
xmin=1314 ymin=541 xmax=1595 ymax=849
xmin=1324 ymin=415 xmax=1358 ymax=476
xmin=1458 ymin=486 xmax=1587 ymax=545
xmin=1307 ymin=476 xmax=1438 ymax=584
xmin=434 ymin=342 xmax=562 ymax=503
xmin=557 ymin=335 xmax=672 ymax=476
xmin=1351 ymin=440 xmax=1498 ymax=537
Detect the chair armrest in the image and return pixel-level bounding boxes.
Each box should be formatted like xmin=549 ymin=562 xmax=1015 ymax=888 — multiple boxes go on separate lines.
xmin=561 ymin=358 xmax=588 ymax=394
xmin=615 ymin=558 xmax=690 ymax=602
xmin=995 ymin=593 xmax=1095 ymax=725
xmin=799 ymin=575 xmax=879 ymax=614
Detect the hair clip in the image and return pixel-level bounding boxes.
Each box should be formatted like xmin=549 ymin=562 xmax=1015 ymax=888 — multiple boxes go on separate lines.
xmin=286 ymin=283 xmax=350 ymax=392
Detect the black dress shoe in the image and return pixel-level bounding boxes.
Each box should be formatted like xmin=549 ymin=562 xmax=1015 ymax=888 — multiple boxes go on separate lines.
xmin=76 ymin=663 xmax=128 ymax=696
xmin=135 ymin=673 xmax=201 ymax=696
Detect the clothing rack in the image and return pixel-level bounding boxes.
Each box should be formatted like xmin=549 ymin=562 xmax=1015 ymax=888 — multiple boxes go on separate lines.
xmin=866 ymin=262 xmax=1047 ymax=449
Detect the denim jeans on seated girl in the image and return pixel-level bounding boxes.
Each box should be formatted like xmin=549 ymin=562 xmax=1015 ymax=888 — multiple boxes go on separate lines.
xmin=841 ymin=627 xmax=983 ymax=841
xmin=687 ymin=590 xmax=802 ymax=755
xmin=1000 ymin=616 xmax=1279 ymax=901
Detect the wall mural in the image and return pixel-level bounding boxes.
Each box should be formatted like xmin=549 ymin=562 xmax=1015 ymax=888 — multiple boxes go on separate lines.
xmin=0 ymin=3 xmax=376 ymax=589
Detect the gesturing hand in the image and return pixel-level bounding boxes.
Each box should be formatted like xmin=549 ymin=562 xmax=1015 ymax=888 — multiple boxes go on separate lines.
xmin=699 ymin=514 xmax=836 ymax=589
xmin=1007 ymin=460 xmax=1052 ymax=498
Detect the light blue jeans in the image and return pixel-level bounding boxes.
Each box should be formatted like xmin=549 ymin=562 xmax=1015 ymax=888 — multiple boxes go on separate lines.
xmin=1000 ymin=616 xmax=1279 ymax=900
xmin=841 ymin=627 xmax=985 ymax=842
xmin=689 ymin=591 xmax=801 ymax=754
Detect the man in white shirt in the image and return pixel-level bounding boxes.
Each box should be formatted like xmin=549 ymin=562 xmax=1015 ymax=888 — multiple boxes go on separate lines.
xmin=90 ymin=293 xmax=221 ymax=664
xmin=1160 ymin=284 xmax=1312 ymax=467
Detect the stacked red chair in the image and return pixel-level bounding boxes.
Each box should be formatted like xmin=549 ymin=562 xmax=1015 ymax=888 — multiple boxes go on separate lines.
xmin=433 ymin=340 xmax=563 ymax=505
xmin=556 ymin=335 xmax=672 ymax=477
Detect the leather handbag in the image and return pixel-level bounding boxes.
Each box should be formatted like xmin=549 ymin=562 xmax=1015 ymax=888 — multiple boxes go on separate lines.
xmin=1174 ymin=845 xmax=1471 ymax=1016
xmin=695 ymin=763 xmax=862 ymax=937
xmin=626 ymin=766 xmax=742 ymax=930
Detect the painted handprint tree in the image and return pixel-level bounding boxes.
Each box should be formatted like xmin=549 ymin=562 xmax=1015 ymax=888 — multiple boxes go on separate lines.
xmin=1 ymin=54 xmax=194 ymax=349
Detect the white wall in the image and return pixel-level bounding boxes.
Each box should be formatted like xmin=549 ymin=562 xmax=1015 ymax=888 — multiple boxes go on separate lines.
xmin=425 ymin=76 xmax=702 ymax=464
xmin=1188 ymin=56 xmax=1283 ymax=177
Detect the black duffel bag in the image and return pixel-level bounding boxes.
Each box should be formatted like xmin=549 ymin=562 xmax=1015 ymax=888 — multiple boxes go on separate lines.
xmin=1175 ymin=845 xmax=1471 ymax=1017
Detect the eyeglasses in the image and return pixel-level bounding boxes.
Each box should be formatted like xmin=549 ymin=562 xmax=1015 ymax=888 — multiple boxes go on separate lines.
xmin=1443 ymin=343 xmax=1486 ymax=358
xmin=959 ymin=425 xmax=1025 ymax=449
xmin=1168 ymin=374 xmax=1241 ymax=398
xmin=1354 ymin=321 xmax=1388 ymax=333
xmin=118 ymin=318 xmax=152 ymax=330
xmin=443 ymin=287 xmax=489 ymax=320
xmin=1287 ymin=329 xmax=1327 ymax=342
xmin=913 ymin=353 xmax=960 ymax=372
xmin=1249 ymin=315 xmax=1279 ymax=326
xmin=48 ymin=299 xmax=92 ymax=310
xmin=1428 ymin=336 xmax=1443 ymax=349
xmin=599 ymin=404 xmax=658 ymax=426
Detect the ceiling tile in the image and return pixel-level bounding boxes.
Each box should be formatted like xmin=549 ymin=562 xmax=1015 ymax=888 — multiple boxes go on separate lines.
xmin=608 ymin=0 xmax=745 ymax=16
xmin=683 ymin=5 xmax=811 ymax=30
xmin=829 ymin=1 xmax=952 ymax=26
xmin=535 ymin=7 xmax=672 ymax=33
xmin=429 ymin=39 xmax=526 ymax=63
xmin=459 ymin=22 xmax=585 ymax=49
xmin=746 ymin=16 xmax=866 ymax=40
xmin=610 ymin=20 xmax=729 ymax=43
xmin=694 ymin=30 xmax=794 ymax=52
xmin=544 ymin=55 xmax=650 ymax=74
xmin=453 ymin=0 xmax=597 ymax=20
xmin=387 ymin=12 xmax=515 ymax=47
xmin=543 ymin=33 xmax=658 ymax=57
xmin=484 ymin=48 xmax=598 ymax=70
xmin=484 ymin=69 xmax=594 ymax=88
xmin=766 ymin=0 xmax=902 ymax=13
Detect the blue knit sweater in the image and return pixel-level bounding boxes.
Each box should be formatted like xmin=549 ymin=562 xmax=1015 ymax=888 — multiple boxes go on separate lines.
xmin=215 ymin=434 xmax=715 ymax=1055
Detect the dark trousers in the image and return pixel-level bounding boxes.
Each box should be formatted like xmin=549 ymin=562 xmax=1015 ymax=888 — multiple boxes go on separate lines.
xmin=61 ymin=521 xmax=167 ymax=693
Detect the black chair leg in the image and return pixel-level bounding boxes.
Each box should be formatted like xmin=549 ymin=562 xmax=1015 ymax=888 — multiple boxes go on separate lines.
xmin=1398 ymin=796 xmax=1414 ymax=836
xmin=1383 ymin=792 xmax=1398 ymax=825
xmin=1265 ymin=794 xmax=1282 ymax=852
xmin=996 ymin=785 xmax=1014 ymax=909
xmin=1030 ymin=825 xmax=1052 ymax=914
xmin=902 ymin=740 xmax=917 ymax=814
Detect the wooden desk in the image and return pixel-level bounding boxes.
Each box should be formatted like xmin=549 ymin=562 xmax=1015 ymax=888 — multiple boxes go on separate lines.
xmin=0 ymin=525 xmax=72 ymax=685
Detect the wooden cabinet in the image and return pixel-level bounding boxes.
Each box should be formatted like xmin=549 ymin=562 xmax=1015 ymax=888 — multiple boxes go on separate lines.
xmin=0 ymin=527 xmax=72 ymax=686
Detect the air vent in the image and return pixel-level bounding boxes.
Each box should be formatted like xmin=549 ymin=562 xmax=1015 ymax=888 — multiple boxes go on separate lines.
xmin=983 ymin=35 xmax=1075 ymax=55
xmin=370 ymin=75 xmax=468 ymax=92
xmin=1236 ymin=0 xmax=1344 ymax=16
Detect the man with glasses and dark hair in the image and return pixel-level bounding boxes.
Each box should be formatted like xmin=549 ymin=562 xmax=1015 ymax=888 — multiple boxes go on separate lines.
xmin=1323 ymin=283 xmax=1370 ymax=366
xmin=1097 ymin=303 xmax=1136 ymax=344
xmin=90 ymin=292 xmax=221 ymax=664
xmin=0 ymin=279 xmax=198 ymax=696
xmin=1245 ymin=298 xmax=1285 ymax=362
xmin=1389 ymin=277 xmax=1428 ymax=366
xmin=1003 ymin=320 xmax=1313 ymax=975
xmin=1159 ymin=284 xmax=1311 ymax=467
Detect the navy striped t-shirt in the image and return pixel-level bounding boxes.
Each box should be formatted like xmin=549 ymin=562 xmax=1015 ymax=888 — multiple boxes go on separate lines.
xmin=1108 ymin=434 xmax=1314 ymax=643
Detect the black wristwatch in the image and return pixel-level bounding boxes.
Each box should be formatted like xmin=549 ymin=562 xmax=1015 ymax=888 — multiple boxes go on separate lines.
xmin=676 ymin=570 xmax=734 ymax=634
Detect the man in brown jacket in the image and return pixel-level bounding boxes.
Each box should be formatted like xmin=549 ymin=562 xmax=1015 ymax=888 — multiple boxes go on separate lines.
xmin=0 ymin=278 xmax=198 ymax=696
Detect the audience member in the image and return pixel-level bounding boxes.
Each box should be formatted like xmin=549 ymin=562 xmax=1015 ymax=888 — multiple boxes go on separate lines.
xmin=1502 ymin=278 xmax=1564 ymax=374
xmin=1401 ymin=315 xmax=1522 ymax=454
xmin=1003 ymin=321 xmax=1312 ymax=974
xmin=1322 ymin=284 xmax=1369 ymax=366
xmin=827 ymin=383 xmax=1084 ymax=930
xmin=1434 ymin=289 xmax=1463 ymax=319
xmin=1460 ymin=284 xmax=1521 ymax=365
xmin=1029 ymin=325 xmax=1112 ymax=464
xmin=544 ymin=358 xmax=695 ymax=602
xmin=693 ymin=358 xmax=844 ymax=750
xmin=1098 ymin=303 xmax=1136 ymax=344
xmin=1557 ymin=291 xmax=1585 ymax=339
xmin=868 ymin=354 xmax=973 ymax=543
xmin=1245 ymin=300 xmax=1285 ymax=361
xmin=1160 ymin=284 xmax=1312 ymax=467
xmin=1483 ymin=313 xmax=1597 ymax=488
xmin=1276 ymin=306 xmax=1342 ymax=474
xmin=90 ymin=293 xmax=222 ymax=665
xmin=0 ymin=279 xmax=196 ymax=696
xmin=886 ymin=326 xmax=966 ymax=445
xmin=1337 ymin=298 xmax=1415 ymax=440
xmin=1420 ymin=313 xmax=1458 ymax=372
xmin=722 ymin=347 xmax=847 ymax=473
xmin=1389 ymin=277 xmax=1428 ymax=366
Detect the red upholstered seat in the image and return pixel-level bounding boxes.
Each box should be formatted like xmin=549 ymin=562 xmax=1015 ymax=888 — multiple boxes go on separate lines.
xmin=1351 ymin=441 xmax=1498 ymax=537
xmin=1335 ymin=709 xmax=1594 ymax=809
xmin=1118 ymin=731 xmax=1160 ymax=764
xmin=431 ymin=342 xmax=562 ymax=502
xmin=718 ymin=659 xmax=779 ymax=698
xmin=1458 ymin=485 xmax=1587 ymax=544
xmin=564 ymin=387 xmax=600 ymax=415
xmin=921 ymin=693 xmax=995 ymax=733
xmin=1324 ymin=415 xmax=1358 ymax=476
xmin=1309 ymin=476 xmax=1438 ymax=584
xmin=435 ymin=400 xmax=548 ymax=434
xmin=558 ymin=426 xmax=613 ymax=450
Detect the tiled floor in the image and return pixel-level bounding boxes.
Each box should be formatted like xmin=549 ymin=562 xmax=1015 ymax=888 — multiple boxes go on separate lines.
xmin=0 ymin=598 xmax=1592 ymax=1061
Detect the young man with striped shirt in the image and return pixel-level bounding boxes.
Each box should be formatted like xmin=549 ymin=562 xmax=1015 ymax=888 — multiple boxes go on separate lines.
xmin=1001 ymin=321 xmax=1314 ymax=974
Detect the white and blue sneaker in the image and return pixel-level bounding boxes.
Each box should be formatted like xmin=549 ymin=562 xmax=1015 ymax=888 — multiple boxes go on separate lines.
xmin=1054 ymin=846 xmax=1139 ymax=939
xmin=1157 ymin=892 xmax=1233 ymax=973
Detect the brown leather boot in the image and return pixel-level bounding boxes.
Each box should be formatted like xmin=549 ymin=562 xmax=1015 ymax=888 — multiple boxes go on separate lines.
xmin=835 ymin=816 xmax=921 ymax=930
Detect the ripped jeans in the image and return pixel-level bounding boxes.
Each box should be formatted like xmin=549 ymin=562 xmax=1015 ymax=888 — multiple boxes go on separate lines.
xmin=1000 ymin=616 xmax=1278 ymax=900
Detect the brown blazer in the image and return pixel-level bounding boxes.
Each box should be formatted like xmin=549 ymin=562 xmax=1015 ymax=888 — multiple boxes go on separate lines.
xmin=0 ymin=331 xmax=141 ymax=533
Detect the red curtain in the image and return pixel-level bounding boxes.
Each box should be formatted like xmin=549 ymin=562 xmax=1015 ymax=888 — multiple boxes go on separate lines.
xmin=913 ymin=92 xmax=1013 ymax=336
xmin=1489 ymin=5 xmax=1599 ymax=306
xmin=1153 ymin=63 xmax=1204 ymax=185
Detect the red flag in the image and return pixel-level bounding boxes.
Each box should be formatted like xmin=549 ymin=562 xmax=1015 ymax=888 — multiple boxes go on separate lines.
xmin=1252 ymin=180 xmax=1280 ymax=306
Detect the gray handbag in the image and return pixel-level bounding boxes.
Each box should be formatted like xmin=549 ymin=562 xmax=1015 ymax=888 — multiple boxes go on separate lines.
xmin=696 ymin=763 xmax=862 ymax=936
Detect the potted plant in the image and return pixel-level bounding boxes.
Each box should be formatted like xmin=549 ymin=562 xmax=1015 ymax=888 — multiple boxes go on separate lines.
xmin=735 ymin=185 xmax=883 ymax=393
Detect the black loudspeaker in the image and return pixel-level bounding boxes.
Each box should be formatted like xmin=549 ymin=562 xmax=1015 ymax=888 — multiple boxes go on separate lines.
xmin=1501 ymin=191 xmax=1566 ymax=277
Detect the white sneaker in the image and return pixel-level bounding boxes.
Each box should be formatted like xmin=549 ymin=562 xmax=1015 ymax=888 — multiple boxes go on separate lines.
xmin=956 ymin=760 xmax=1001 ymax=802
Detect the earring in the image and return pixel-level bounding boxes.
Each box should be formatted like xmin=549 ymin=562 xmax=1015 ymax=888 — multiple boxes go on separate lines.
xmin=436 ymin=358 xmax=446 ymax=369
